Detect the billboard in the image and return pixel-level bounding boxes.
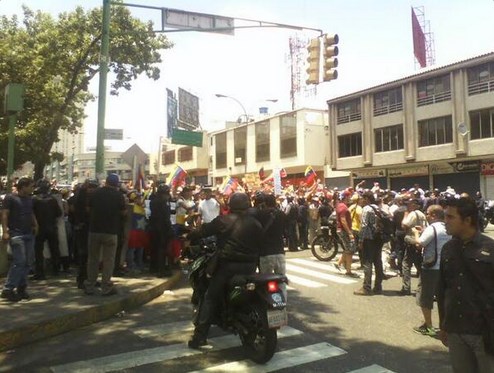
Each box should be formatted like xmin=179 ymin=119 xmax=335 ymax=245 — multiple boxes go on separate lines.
xmin=178 ymin=88 xmax=200 ymax=130
xmin=411 ymin=8 xmax=426 ymax=68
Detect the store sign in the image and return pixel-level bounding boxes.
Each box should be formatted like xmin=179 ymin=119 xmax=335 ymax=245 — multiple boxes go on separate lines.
xmin=430 ymin=163 xmax=454 ymax=175
xmin=388 ymin=165 xmax=428 ymax=177
xmin=481 ymin=162 xmax=494 ymax=176
xmin=352 ymin=169 xmax=386 ymax=179
xmin=448 ymin=161 xmax=480 ymax=173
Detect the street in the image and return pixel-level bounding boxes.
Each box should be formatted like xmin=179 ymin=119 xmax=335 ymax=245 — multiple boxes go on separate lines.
xmin=2 ymin=225 xmax=493 ymax=373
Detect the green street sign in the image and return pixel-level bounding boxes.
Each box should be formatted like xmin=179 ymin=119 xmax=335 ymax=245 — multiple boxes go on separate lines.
xmin=171 ymin=128 xmax=203 ymax=147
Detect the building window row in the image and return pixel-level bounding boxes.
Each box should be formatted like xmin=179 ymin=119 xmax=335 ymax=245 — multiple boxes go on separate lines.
xmin=418 ymin=115 xmax=453 ymax=147
xmin=417 ymin=74 xmax=451 ymax=107
xmin=373 ymin=87 xmax=403 ymax=116
xmin=338 ymin=132 xmax=362 ymax=158
xmin=468 ymin=62 xmax=494 ymax=95
xmin=255 ymin=120 xmax=270 ymax=162
xmin=375 ymin=124 xmax=404 ymax=152
xmin=470 ymin=107 xmax=494 ymax=140
xmin=337 ymin=98 xmax=362 ymax=124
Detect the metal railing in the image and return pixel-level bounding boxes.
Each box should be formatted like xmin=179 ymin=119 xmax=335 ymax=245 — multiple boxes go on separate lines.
xmin=468 ymin=78 xmax=494 ymax=96
xmin=373 ymin=102 xmax=403 ymax=116
xmin=337 ymin=112 xmax=362 ymax=124
xmin=417 ymin=91 xmax=451 ymax=107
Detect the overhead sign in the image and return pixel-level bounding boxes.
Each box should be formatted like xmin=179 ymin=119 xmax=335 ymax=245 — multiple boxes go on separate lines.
xmin=166 ymin=88 xmax=177 ymax=138
xmin=388 ymin=165 xmax=428 ymax=177
xmin=171 ymin=128 xmax=203 ymax=147
xmin=481 ymin=162 xmax=494 ymax=176
xmin=104 ymin=128 xmax=123 ymax=140
xmin=163 ymin=8 xmax=235 ymax=35
xmin=449 ymin=160 xmax=480 ymax=173
xmin=178 ymin=88 xmax=200 ymax=130
xmin=352 ymin=169 xmax=386 ymax=179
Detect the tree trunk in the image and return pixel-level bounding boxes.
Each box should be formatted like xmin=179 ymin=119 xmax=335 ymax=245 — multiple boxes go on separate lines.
xmin=34 ymin=161 xmax=46 ymax=181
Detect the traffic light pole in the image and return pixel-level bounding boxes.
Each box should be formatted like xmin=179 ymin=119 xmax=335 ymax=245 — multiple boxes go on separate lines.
xmin=95 ymin=0 xmax=111 ymax=179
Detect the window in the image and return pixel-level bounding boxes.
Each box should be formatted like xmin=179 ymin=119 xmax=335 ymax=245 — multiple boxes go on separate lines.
xmin=470 ymin=108 xmax=494 ymax=139
xmin=416 ymin=74 xmax=451 ymax=106
xmin=338 ymin=132 xmax=362 ymax=158
xmin=178 ymin=146 xmax=193 ymax=162
xmin=374 ymin=124 xmax=404 ymax=152
xmin=162 ymin=150 xmax=175 ymax=165
xmin=234 ymin=127 xmax=247 ymax=165
xmin=215 ymin=132 xmax=227 ymax=169
xmin=337 ymin=98 xmax=361 ymax=124
xmin=468 ymin=62 xmax=494 ymax=95
xmin=255 ymin=120 xmax=270 ymax=162
xmin=418 ymin=116 xmax=453 ymax=147
xmin=279 ymin=113 xmax=297 ymax=158
xmin=373 ymin=87 xmax=403 ymax=116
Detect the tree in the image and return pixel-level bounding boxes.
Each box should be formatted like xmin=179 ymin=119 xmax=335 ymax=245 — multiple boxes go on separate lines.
xmin=0 ymin=2 xmax=172 ymax=180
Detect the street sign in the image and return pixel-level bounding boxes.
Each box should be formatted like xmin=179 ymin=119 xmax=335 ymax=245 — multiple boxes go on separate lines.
xmin=162 ymin=8 xmax=235 ymax=35
xmin=104 ymin=128 xmax=123 ymax=140
xmin=171 ymin=128 xmax=203 ymax=147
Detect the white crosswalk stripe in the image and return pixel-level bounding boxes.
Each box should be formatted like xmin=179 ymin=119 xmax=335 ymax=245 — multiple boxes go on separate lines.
xmin=285 ymin=258 xmax=360 ymax=288
xmin=50 ymin=320 xmax=396 ymax=373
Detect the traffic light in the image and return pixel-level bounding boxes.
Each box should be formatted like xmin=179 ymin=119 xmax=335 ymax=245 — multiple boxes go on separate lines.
xmin=323 ymin=34 xmax=339 ymax=82
xmin=306 ymin=37 xmax=321 ymax=85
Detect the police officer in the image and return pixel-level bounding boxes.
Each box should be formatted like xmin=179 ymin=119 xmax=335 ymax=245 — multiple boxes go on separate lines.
xmin=187 ymin=192 xmax=263 ymax=349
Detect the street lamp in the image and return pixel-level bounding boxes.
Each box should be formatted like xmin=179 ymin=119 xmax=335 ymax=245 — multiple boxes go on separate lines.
xmin=215 ymin=94 xmax=249 ymax=124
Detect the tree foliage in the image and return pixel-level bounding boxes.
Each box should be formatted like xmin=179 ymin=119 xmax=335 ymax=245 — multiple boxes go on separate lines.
xmin=0 ymin=2 xmax=172 ymax=178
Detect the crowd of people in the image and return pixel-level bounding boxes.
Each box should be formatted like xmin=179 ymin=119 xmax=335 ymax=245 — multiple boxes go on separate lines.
xmin=1 ymin=175 xmax=493 ymax=370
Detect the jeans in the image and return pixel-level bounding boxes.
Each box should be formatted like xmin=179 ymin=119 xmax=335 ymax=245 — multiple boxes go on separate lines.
xmin=4 ymin=234 xmax=35 ymax=290
xmin=259 ymin=254 xmax=287 ymax=300
xmin=85 ymin=232 xmax=117 ymax=293
xmin=448 ymin=333 xmax=494 ymax=373
xmin=126 ymin=248 xmax=144 ymax=271
xmin=298 ymin=222 xmax=309 ymax=249
xmin=362 ymin=238 xmax=384 ymax=292
xmin=34 ymin=228 xmax=60 ymax=276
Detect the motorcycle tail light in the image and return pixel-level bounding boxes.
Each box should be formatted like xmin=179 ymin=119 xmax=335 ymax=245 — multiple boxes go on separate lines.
xmin=267 ymin=281 xmax=279 ymax=293
xmin=246 ymin=283 xmax=256 ymax=291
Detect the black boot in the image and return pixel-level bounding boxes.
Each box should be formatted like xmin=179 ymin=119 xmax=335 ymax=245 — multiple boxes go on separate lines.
xmin=1 ymin=289 xmax=21 ymax=302
xmin=17 ymin=285 xmax=30 ymax=300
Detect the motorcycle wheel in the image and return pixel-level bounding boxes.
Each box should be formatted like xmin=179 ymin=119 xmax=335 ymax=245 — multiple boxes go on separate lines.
xmin=311 ymin=234 xmax=339 ymax=261
xmin=239 ymin=303 xmax=277 ymax=364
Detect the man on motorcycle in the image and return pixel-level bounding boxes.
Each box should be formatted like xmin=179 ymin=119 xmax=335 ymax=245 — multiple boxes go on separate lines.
xmin=187 ymin=192 xmax=263 ymax=349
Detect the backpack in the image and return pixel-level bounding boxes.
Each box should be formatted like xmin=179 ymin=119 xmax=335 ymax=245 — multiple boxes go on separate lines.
xmin=370 ymin=205 xmax=394 ymax=243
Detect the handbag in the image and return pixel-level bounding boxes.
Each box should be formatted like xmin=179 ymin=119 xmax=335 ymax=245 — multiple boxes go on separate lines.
xmin=459 ymin=252 xmax=494 ymax=355
xmin=422 ymin=225 xmax=438 ymax=268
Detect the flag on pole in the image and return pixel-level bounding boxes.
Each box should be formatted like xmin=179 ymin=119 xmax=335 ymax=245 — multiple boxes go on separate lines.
xmin=166 ymin=164 xmax=188 ymax=187
xmin=304 ymin=165 xmax=317 ymax=185
xmin=221 ymin=176 xmax=238 ymax=196
xmin=135 ymin=163 xmax=145 ymax=192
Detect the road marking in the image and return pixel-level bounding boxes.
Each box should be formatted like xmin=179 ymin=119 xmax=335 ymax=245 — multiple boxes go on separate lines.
xmin=50 ymin=327 xmax=303 ymax=373
xmin=348 ymin=364 xmax=395 ymax=373
xmin=286 ymin=263 xmax=358 ymax=284
xmin=187 ymin=342 xmax=347 ymax=372
xmin=130 ymin=320 xmax=193 ymax=338
xmin=286 ymin=274 xmax=327 ymax=288
xmin=289 ymin=258 xmax=343 ymax=272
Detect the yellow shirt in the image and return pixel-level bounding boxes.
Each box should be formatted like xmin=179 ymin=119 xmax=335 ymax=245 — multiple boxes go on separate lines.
xmin=349 ymin=203 xmax=362 ymax=232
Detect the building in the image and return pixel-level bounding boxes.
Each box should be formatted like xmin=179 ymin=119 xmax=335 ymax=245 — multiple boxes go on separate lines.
xmin=45 ymin=128 xmax=84 ymax=182
xmin=327 ymin=52 xmax=494 ymax=198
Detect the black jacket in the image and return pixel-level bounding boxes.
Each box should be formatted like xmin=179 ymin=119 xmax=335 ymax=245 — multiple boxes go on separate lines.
xmin=190 ymin=211 xmax=263 ymax=263
xmin=437 ymin=232 xmax=494 ymax=334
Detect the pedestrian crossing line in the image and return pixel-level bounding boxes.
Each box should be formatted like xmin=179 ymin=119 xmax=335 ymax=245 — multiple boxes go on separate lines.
xmin=49 ymin=326 xmax=303 ymax=373
xmin=288 ymin=258 xmax=348 ymax=273
xmin=286 ymin=273 xmax=327 ymax=288
xmin=348 ymin=364 xmax=395 ymax=373
xmin=130 ymin=320 xmax=193 ymax=338
xmin=187 ymin=342 xmax=347 ymax=372
xmin=286 ymin=263 xmax=358 ymax=284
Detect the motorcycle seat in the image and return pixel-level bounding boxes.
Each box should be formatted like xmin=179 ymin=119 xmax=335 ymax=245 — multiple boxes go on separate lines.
xmin=229 ymin=273 xmax=288 ymax=287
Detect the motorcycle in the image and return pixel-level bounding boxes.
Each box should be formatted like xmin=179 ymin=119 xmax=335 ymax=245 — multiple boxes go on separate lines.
xmin=183 ymin=237 xmax=288 ymax=364
xmin=311 ymin=212 xmax=343 ymax=261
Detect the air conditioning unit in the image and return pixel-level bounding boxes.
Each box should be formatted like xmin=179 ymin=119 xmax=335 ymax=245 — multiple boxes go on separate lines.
xmin=235 ymin=157 xmax=243 ymax=163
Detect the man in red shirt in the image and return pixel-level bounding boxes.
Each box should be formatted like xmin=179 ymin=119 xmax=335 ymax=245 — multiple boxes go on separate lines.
xmin=334 ymin=191 xmax=358 ymax=277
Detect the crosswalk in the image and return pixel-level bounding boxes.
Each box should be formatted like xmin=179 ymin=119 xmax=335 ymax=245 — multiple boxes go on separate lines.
xmin=286 ymin=257 xmax=361 ymax=288
xmin=49 ymin=320 xmax=395 ymax=373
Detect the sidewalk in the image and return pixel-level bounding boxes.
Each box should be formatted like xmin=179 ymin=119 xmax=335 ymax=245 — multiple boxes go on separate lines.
xmin=0 ymin=270 xmax=183 ymax=352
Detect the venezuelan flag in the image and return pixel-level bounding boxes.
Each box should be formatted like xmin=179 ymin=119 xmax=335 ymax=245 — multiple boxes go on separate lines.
xmin=221 ymin=176 xmax=238 ymax=196
xmin=304 ymin=165 xmax=317 ymax=185
xmin=135 ymin=164 xmax=145 ymax=192
xmin=166 ymin=164 xmax=187 ymax=187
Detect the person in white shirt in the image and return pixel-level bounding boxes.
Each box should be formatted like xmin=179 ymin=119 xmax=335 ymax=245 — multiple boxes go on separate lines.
xmin=411 ymin=204 xmax=451 ymax=336
xmin=198 ymin=187 xmax=220 ymax=225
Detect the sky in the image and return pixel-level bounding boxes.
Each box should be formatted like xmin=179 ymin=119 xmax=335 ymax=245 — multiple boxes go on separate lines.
xmin=3 ymin=0 xmax=494 ymax=154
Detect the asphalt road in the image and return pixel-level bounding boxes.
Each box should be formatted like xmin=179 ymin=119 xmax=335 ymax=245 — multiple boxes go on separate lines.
xmin=2 ymin=225 xmax=494 ymax=373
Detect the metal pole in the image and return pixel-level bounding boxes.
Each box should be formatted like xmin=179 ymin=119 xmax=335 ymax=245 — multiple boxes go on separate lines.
xmin=215 ymin=94 xmax=248 ymax=123
xmin=95 ymin=0 xmax=111 ymax=179
xmin=6 ymin=113 xmax=16 ymax=187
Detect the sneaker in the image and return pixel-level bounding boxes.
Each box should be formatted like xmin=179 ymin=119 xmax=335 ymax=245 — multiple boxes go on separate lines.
xmin=413 ymin=324 xmax=437 ymax=337
xmin=373 ymin=287 xmax=383 ymax=294
xmin=344 ymin=272 xmax=359 ymax=278
xmin=102 ymin=287 xmax=118 ymax=296
xmin=1 ymin=289 xmax=21 ymax=302
xmin=188 ymin=337 xmax=208 ymax=349
xmin=398 ymin=289 xmax=411 ymax=296
xmin=333 ymin=263 xmax=342 ymax=272
xmin=353 ymin=287 xmax=372 ymax=296
xmin=17 ymin=287 xmax=30 ymax=300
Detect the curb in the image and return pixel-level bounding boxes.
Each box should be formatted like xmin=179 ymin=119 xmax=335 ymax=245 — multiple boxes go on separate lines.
xmin=0 ymin=270 xmax=182 ymax=352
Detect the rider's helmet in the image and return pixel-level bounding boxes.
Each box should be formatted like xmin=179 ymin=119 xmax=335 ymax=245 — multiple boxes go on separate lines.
xmin=229 ymin=192 xmax=251 ymax=212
